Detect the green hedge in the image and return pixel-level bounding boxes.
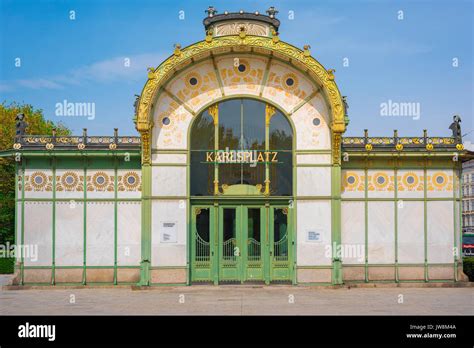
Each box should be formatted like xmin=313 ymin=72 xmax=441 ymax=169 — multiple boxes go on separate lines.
xmin=0 ymin=257 xmax=14 ymax=274
xmin=463 ymin=257 xmax=474 ymax=281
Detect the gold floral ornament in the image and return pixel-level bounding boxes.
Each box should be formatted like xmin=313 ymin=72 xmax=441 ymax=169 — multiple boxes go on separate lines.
xmin=234 ymin=59 xmax=250 ymax=76
xmin=109 ymin=143 xmax=117 ymax=150
xmin=61 ymin=172 xmax=79 ymax=190
xmin=30 ymin=171 xmax=48 ymax=190
xmin=92 ymin=172 xmax=110 ymax=190
xmin=281 ymin=73 xmax=298 ymax=92
xmin=432 ymin=172 xmax=448 ymax=190
xmin=122 ymin=172 xmax=140 ymax=190
xmin=365 ymin=143 xmax=373 ymax=151
xmin=395 ymin=143 xmax=403 ymax=151
xmin=45 ymin=143 xmax=54 ymax=150
xmin=426 ymin=143 xmax=434 ymax=151
xmin=344 ymin=172 xmax=359 ymax=191
xmin=402 ymin=172 xmax=419 ymax=190
xmin=13 ymin=143 xmax=21 ymax=150
xmin=185 ymin=72 xmax=202 ymax=89
xmin=77 ymin=143 xmax=85 ymax=150
xmin=456 ymin=143 xmax=464 ymax=151
xmin=373 ymin=172 xmax=389 ymax=190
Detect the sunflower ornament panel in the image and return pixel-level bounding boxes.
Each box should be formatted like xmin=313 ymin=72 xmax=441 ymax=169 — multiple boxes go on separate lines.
xmin=397 ymin=170 xmax=425 ymax=199
xmin=86 ymin=170 xmax=116 ymax=199
xmin=426 ymin=169 xmax=454 ymax=198
xmin=367 ymin=170 xmax=396 ymax=198
xmin=341 ymin=170 xmax=365 ymax=199
xmin=117 ymin=170 xmax=142 ymax=198
xmin=22 ymin=170 xmax=53 ymax=199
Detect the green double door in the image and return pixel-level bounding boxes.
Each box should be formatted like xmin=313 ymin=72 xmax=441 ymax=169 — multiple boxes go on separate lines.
xmin=191 ymin=204 xmax=293 ymax=284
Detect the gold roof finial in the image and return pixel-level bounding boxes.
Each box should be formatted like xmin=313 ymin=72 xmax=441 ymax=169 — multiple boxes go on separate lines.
xmin=173 ymin=43 xmax=182 ymax=56
xmin=303 ymin=45 xmax=311 ymax=57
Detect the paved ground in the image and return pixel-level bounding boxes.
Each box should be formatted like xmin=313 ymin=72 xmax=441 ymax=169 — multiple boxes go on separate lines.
xmin=0 ymin=283 xmax=472 ymax=315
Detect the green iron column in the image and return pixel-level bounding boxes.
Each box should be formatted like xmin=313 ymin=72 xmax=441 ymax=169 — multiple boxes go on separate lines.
xmin=139 ymin=130 xmax=152 ymax=286
xmin=331 ymin=132 xmax=343 ymax=285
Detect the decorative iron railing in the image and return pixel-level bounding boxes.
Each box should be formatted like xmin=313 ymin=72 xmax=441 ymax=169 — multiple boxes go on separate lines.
xmin=13 ymin=131 xmax=141 ymax=150
xmin=342 ymin=130 xmax=462 ymax=152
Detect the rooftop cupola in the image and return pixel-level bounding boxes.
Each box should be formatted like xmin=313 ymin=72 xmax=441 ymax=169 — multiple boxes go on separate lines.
xmin=203 ymin=6 xmax=280 ymax=38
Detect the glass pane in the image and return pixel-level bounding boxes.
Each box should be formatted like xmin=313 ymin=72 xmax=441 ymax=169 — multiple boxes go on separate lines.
xmin=269 ymin=111 xmax=293 ymax=196
xmin=273 ymin=208 xmax=288 ymax=260
xmin=195 ymin=208 xmax=210 ymax=263
xmin=219 ymin=99 xmax=241 ymax=150
xmin=223 ymin=209 xmax=236 ymax=261
xmin=191 ymin=111 xmax=215 ymax=196
xmin=247 ymin=208 xmax=261 ymax=261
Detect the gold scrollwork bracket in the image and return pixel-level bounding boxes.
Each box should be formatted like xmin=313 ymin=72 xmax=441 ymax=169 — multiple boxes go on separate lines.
xmin=265 ymin=104 xmax=276 ymax=126
xmin=209 ymin=104 xmax=219 ymax=125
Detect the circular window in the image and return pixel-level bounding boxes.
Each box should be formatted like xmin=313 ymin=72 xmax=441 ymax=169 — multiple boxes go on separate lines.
xmin=377 ymin=176 xmax=385 ymax=185
xmin=238 ymin=64 xmax=246 ymax=73
xmin=96 ymin=176 xmax=105 ymax=185
xmin=34 ymin=175 xmax=43 ymax=185
xmin=436 ymin=175 xmax=444 ymax=184
xmin=127 ymin=176 xmax=136 ymax=185
xmin=313 ymin=117 xmax=321 ymax=126
xmin=406 ymin=176 xmax=415 ymax=184
xmin=162 ymin=117 xmax=170 ymax=126
xmin=189 ymin=77 xmax=198 ymax=86
xmin=286 ymin=78 xmax=294 ymax=86
xmin=347 ymin=176 xmax=356 ymax=185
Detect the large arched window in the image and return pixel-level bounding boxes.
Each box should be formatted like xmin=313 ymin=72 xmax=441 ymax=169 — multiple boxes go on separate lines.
xmin=190 ymin=98 xmax=292 ymax=196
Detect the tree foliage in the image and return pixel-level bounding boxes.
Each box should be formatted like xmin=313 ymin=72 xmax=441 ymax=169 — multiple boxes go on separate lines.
xmin=0 ymin=102 xmax=70 ymax=245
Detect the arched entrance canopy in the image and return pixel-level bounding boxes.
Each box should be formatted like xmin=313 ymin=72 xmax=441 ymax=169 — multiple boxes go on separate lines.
xmin=135 ymin=35 xmax=346 ymax=135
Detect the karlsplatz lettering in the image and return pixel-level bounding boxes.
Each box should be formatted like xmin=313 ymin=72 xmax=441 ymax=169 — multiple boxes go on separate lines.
xmin=205 ymin=150 xmax=278 ymax=164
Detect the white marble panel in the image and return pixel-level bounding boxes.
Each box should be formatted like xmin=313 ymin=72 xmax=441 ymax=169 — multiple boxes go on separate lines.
xmin=341 ymin=202 xmax=365 ymax=264
xmin=24 ymin=202 xmax=52 ymax=266
xmin=151 ymin=200 xmax=187 ymax=266
xmin=117 ymin=202 xmax=141 ymax=266
xmin=291 ymin=96 xmax=330 ymax=151
xmin=55 ymin=202 xmax=84 ymax=266
xmin=397 ymin=201 xmax=424 ymax=263
xmin=152 ymin=166 xmax=186 ymax=197
xmin=296 ymin=200 xmax=332 ymax=266
xmin=367 ymin=202 xmax=395 ymax=264
xmin=86 ymin=202 xmax=114 ymax=266
xmin=296 ymin=167 xmax=331 ymax=197
xmin=152 ymin=93 xmax=194 ymax=150
xmin=16 ymin=202 xmax=21 ymax=262
xmin=427 ymin=201 xmax=454 ymax=264
xmin=152 ymin=153 xmax=187 ymax=164
xmin=296 ymin=154 xmax=331 ymax=165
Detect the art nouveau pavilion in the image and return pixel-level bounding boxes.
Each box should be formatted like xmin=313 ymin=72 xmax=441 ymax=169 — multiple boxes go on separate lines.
xmin=4 ymin=8 xmax=470 ymax=286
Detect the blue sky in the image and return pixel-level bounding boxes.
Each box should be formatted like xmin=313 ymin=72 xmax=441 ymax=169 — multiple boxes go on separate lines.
xmin=0 ymin=0 xmax=472 ymax=144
